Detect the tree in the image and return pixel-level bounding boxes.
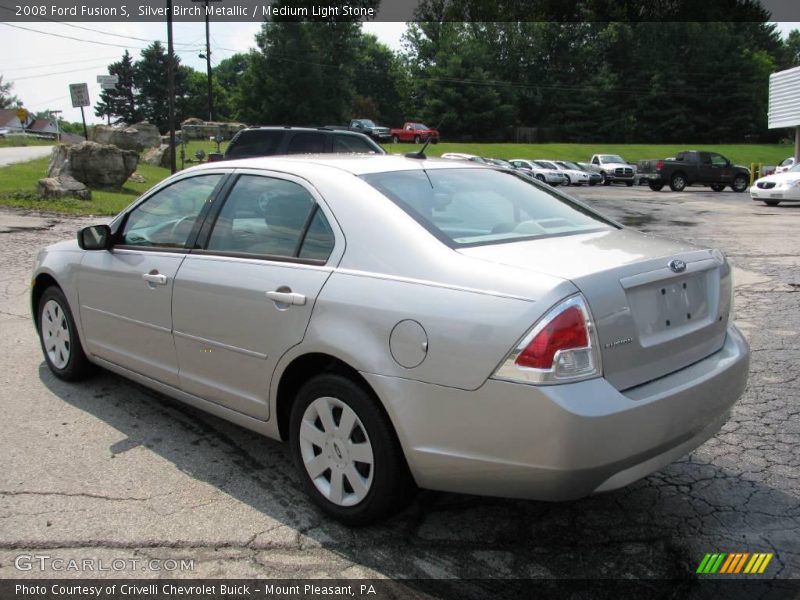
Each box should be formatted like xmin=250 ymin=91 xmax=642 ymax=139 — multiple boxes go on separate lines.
xmin=785 ymin=29 xmax=800 ymax=67
xmin=134 ymin=42 xmax=187 ymax=133
xmin=212 ymin=53 xmax=251 ymax=121
xmin=0 ymin=75 xmax=20 ymax=109
xmin=94 ymin=50 xmax=140 ymax=125
xmin=352 ymin=34 xmax=406 ymax=125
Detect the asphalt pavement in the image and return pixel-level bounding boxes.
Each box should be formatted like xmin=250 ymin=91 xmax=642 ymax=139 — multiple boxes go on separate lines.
xmin=0 ymin=184 xmax=797 ymax=585
xmin=0 ymin=145 xmax=53 ymax=168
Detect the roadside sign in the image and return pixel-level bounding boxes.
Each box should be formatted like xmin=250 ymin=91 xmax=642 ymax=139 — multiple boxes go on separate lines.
xmin=97 ymin=75 xmax=119 ymax=90
xmin=15 ymin=107 xmax=29 ymax=122
xmin=69 ymin=83 xmax=90 ymax=108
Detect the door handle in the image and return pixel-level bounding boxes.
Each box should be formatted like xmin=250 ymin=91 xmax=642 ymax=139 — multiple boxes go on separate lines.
xmin=142 ymin=272 xmax=168 ymax=285
xmin=266 ymin=290 xmax=307 ymax=306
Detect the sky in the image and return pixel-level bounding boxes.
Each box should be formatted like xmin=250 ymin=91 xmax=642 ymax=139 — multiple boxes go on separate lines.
xmin=0 ymin=21 xmax=797 ymax=126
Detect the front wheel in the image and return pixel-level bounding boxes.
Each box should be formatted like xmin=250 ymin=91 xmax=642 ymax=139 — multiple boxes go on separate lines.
xmin=535 ymin=174 xmax=546 ymax=183
xmin=564 ymin=175 xmax=571 ymax=185
xmin=414 ymin=135 xmax=421 ymax=144
xmin=38 ymin=286 xmax=94 ymax=381
xmin=290 ymin=374 xmax=413 ymax=525
xmin=392 ymin=135 xmax=399 ymax=144
xmin=601 ymin=173 xmax=611 ymax=186
xmin=625 ymin=180 xmax=634 ymax=187
xmin=710 ymin=183 xmax=726 ymax=192
xmin=669 ymin=173 xmax=687 ymax=192
xmin=731 ymin=175 xmax=748 ymax=193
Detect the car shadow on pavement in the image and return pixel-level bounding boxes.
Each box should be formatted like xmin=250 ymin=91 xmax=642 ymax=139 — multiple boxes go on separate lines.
xmin=38 ymin=364 xmax=799 ymax=582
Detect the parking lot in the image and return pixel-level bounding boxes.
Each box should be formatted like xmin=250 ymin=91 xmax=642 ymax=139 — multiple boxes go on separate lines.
xmin=0 ymin=184 xmax=798 ymax=583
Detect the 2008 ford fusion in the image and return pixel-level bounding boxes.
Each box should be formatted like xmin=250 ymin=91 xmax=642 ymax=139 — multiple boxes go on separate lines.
xmin=32 ymin=155 xmax=749 ymax=524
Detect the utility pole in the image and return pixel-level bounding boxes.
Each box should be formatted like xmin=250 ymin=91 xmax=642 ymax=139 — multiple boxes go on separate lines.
xmin=166 ymin=0 xmax=177 ymax=174
xmin=200 ymin=0 xmax=213 ymax=122
xmin=48 ymin=109 xmax=62 ymax=143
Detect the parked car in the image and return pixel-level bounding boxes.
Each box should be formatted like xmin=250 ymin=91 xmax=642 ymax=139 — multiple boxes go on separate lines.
xmin=440 ymin=152 xmax=488 ymax=163
xmin=208 ymin=126 xmax=385 ymax=161
xmin=32 ymin=155 xmax=749 ymax=524
xmin=750 ymin=162 xmax=800 ymax=206
xmin=536 ymin=160 xmax=590 ymax=186
xmin=509 ymin=158 xmax=567 ymax=186
xmin=775 ymin=156 xmax=796 ymax=174
xmin=557 ymin=160 xmax=602 ymax=186
xmin=389 ymin=122 xmax=440 ymax=144
xmin=637 ymin=151 xmax=750 ymax=192
xmin=589 ymin=154 xmax=636 ymax=186
xmin=484 ymin=158 xmax=514 ymax=168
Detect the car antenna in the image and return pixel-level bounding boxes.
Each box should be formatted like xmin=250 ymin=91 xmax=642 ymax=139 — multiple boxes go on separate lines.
xmin=405 ymin=118 xmax=443 ymax=160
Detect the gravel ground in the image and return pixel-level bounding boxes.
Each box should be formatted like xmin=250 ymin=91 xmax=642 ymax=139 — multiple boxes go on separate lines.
xmin=0 ymin=183 xmax=797 ymax=584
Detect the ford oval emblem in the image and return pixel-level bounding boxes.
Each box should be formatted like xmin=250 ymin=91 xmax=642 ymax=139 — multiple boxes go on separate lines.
xmin=669 ymin=259 xmax=687 ymax=273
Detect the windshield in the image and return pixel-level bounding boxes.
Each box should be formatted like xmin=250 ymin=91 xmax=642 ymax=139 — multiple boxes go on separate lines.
xmin=789 ymin=163 xmax=800 ymax=173
xmin=600 ymin=155 xmax=626 ymax=163
xmin=359 ymin=120 xmax=375 ymax=127
xmin=362 ymin=168 xmax=615 ymax=248
xmin=412 ymin=123 xmax=430 ymax=130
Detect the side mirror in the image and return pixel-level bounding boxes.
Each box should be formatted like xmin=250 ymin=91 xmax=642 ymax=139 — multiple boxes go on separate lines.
xmin=78 ymin=225 xmax=112 ymax=250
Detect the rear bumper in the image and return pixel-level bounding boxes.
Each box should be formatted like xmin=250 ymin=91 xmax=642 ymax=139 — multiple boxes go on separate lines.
xmin=364 ymin=326 xmax=749 ymax=501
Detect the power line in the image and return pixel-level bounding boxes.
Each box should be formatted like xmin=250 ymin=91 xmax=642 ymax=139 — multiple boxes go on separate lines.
xmin=0 ymin=22 xmax=147 ymax=49
xmin=12 ymin=64 xmax=115 ymax=81
xmin=0 ymin=55 xmax=120 ymax=73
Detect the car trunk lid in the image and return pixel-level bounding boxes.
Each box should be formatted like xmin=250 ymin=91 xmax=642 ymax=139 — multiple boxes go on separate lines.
xmin=459 ymin=229 xmax=732 ymax=390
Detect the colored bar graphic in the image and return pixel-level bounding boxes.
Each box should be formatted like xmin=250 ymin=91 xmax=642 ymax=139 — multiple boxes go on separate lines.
xmin=699 ymin=553 xmax=774 ymax=575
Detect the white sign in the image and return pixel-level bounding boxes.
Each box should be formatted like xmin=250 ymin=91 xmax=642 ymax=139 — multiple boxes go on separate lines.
xmin=768 ymin=65 xmax=800 ymax=129
xmin=97 ymin=75 xmax=119 ymax=90
xmin=69 ymin=83 xmax=90 ymax=108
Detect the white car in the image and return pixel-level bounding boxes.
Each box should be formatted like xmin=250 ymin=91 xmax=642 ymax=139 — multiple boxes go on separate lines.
xmin=509 ymin=159 xmax=567 ymax=186
xmin=750 ymin=163 xmax=800 ymax=206
xmin=775 ymin=157 xmax=795 ymax=174
xmin=536 ymin=159 xmax=590 ymax=186
xmin=440 ymin=152 xmax=488 ymax=163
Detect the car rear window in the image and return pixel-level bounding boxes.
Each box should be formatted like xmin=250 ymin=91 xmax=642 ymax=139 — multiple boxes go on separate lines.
xmin=362 ymin=168 xmax=615 ymax=247
xmin=226 ymin=130 xmax=282 ymax=158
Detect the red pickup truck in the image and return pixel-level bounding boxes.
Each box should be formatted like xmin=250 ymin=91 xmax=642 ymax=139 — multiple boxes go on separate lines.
xmin=390 ymin=122 xmax=439 ymax=144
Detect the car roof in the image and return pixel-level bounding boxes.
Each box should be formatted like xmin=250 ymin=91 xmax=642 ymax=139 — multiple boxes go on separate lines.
xmin=190 ymin=154 xmax=487 ymax=176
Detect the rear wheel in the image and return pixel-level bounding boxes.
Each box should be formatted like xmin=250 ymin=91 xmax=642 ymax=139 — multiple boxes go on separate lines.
xmin=669 ymin=173 xmax=687 ymax=192
xmin=392 ymin=135 xmax=399 ymax=144
xmin=290 ymin=374 xmax=413 ymax=525
xmin=38 ymin=286 xmax=94 ymax=381
xmin=764 ymin=200 xmax=780 ymax=206
xmin=710 ymin=183 xmax=726 ymax=192
xmin=731 ymin=174 xmax=748 ymax=193
xmin=414 ymin=135 xmax=421 ymax=144
xmin=648 ymin=181 xmax=665 ymax=191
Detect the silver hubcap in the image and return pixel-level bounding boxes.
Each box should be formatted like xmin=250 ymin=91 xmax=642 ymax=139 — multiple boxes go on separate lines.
xmin=299 ymin=396 xmax=374 ymax=507
xmin=675 ymin=177 xmax=685 ymax=188
xmin=41 ymin=299 xmax=70 ymax=369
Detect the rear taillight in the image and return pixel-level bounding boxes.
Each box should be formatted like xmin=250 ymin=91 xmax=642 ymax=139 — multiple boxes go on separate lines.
xmin=493 ymin=295 xmax=601 ymax=384
xmin=655 ymin=160 xmax=664 ymax=171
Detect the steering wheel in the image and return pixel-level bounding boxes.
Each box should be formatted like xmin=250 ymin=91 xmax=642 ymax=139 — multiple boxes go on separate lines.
xmin=168 ymin=215 xmax=196 ymax=242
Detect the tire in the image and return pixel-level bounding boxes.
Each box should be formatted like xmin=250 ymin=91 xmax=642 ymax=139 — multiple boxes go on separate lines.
xmin=38 ymin=286 xmax=94 ymax=381
xmin=414 ymin=135 xmax=421 ymax=144
xmin=588 ymin=180 xmax=598 ymax=186
xmin=669 ymin=172 xmax=687 ymax=192
xmin=431 ymin=137 xmax=439 ymax=144
xmin=535 ymin=174 xmax=546 ymax=183
xmin=764 ymin=200 xmax=780 ymax=206
xmin=601 ymin=172 xmax=611 ymax=186
xmin=564 ymin=175 xmax=571 ymax=186
xmin=625 ymin=180 xmax=634 ymax=187
xmin=710 ymin=183 xmax=725 ymax=192
xmin=290 ymin=373 xmax=413 ymax=525
xmin=731 ymin=174 xmax=748 ymax=193
xmin=648 ymin=181 xmax=665 ymax=191
xmin=392 ymin=135 xmax=399 ymax=144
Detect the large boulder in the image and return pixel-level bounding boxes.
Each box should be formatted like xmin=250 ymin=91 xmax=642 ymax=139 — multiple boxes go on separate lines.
xmin=143 ymin=144 xmax=172 ymax=168
xmin=90 ymin=121 xmax=161 ymax=152
xmin=37 ymin=175 xmax=91 ymax=200
xmin=48 ymin=142 xmax=138 ymax=189
xmin=181 ymin=118 xmax=246 ymax=141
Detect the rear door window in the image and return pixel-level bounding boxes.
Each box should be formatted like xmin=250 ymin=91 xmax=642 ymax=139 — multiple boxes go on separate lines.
xmin=225 ymin=131 xmax=283 ymax=158
xmin=286 ymin=133 xmax=327 ymax=154
xmin=333 ymin=134 xmax=380 ymax=153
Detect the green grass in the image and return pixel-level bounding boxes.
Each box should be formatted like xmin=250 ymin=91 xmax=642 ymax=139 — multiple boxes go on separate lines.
xmin=0 ymin=139 xmax=229 ymax=216
xmin=382 ymin=142 xmax=794 ymax=166
xmin=0 ymin=140 xmax=791 ymax=216
xmin=0 ymin=137 xmax=56 ymax=148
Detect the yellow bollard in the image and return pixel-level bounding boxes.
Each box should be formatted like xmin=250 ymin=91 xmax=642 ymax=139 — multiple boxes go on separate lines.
xmin=749 ymin=163 xmax=755 ymax=185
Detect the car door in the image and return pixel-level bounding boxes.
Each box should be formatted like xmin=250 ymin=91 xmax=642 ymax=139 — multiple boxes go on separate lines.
xmin=78 ymin=173 xmax=226 ymax=387
xmin=709 ymin=152 xmax=734 ymax=183
xmin=171 ymin=171 xmax=341 ymax=420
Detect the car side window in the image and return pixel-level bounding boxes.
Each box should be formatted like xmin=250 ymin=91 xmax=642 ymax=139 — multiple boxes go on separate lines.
xmin=226 ymin=131 xmax=282 ymax=158
xmin=710 ymin=153 xmax=727 ymax=167
xmin=207 ymin=175 xmax=328 ymax=260
xmin=286 ymin=133 xmax=326 ymax=154
xmin=699 ymin=152 xmax=712 ymax=165
xmin=592 ymin=157 xmax=599 ymax=165
xmin=333 ymin=135 xmax=377 ymax=153
xmin=120 ymin=175 xmax=223 ymax=248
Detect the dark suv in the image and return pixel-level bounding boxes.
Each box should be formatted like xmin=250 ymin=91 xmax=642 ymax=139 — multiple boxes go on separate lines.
xmin=209 ymin=127 xmax=385 ymax=161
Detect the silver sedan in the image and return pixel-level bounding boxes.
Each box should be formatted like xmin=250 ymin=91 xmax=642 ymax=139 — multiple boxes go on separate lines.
xmin=32 ymin=155 xmax=749 ymax=524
